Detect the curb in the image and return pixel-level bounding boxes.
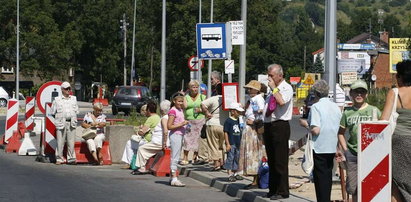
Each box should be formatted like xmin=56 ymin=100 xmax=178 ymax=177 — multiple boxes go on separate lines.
xmin=178 ymin=165 xmax=313 ymax=202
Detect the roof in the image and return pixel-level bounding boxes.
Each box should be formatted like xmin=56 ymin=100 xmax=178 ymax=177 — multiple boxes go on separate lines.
xmin=346 ymin=33 xmax=388 ymax=49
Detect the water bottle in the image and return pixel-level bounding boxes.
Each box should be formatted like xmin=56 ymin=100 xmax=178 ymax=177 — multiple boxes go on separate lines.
xmin=252 ymin=101 xmax=259 ymax=112
xmin=186 ymin=123 xmax=191 ymax=132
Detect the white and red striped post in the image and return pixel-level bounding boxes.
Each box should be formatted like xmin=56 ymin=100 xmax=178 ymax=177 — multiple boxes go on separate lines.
xmin=25 ymin=96 xmax=35 ymax=131
xmin=4 ymin=99 xmax=19 ymax=143
xmin=44 ymin=103 xmax=57 ymax=155
xmin=358 ymin=122 xmax=392 ymax=202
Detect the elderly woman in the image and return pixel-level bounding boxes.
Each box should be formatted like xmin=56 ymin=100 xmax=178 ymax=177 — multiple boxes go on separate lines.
xmin=299 ymin=80 xmax=342 ymax=202
xmin=380 ymin=60 xmax=411 ymax=202
xmin=131 ymin=100 xmax=171 ymax=175
xmin=180 ymin=80 xmax=206 ymax=165
xmin=81 ymin=102 xmax=107 ymax=165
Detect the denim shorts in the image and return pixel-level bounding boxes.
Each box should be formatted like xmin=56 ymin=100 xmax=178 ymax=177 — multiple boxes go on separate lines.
xmin=224 ymin=145 xmax=240 ymax=171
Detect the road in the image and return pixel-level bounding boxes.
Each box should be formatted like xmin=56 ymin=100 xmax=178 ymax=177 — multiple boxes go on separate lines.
xmin=0 ymin=152 xmax=237 ymax=202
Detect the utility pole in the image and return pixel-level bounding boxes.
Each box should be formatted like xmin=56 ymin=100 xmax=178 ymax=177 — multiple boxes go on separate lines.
xmin=239 ymin=0 xmax=247 ymax=104
xmin=130 ymin=0 xmax=137 ymax=86
xmin=324 ymin=0 xmax=337 ymax=102
xmin=160 ymin=0 xmax=166 ymax=102
xmin=16 ymin=0 xmax=20 ymax=100
xmin=206 ymin=0 xmax=214 ymax=98
xmin=120 ymin=14 xmax=128 ymax=86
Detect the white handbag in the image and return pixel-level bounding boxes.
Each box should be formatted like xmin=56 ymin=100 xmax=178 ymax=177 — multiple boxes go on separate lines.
xmin=82 ymin=127 xmax=97 ymax=140
xmin=301 ymin=132 xmax=314 ymax=174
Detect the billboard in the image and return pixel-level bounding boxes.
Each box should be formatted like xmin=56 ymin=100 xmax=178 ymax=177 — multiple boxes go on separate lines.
xmin=389 ymin=38 xmax=410 ymax=73
xmin=337 ymin=59 xmax=366 ymax=74
xmin=338 ymin=51 xmax=370 ymax=74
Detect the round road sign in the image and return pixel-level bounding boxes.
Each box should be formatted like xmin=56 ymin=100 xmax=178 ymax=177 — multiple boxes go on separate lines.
xmin=36 ymin=81 xmax=63 ymax=114
xmin=188 ymin=55 xmax=204 ymax=71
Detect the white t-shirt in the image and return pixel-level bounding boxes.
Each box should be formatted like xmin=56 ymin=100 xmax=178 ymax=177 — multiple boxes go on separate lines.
xmin=263 ymin=80 xmax=293 ymax=122
xmin=245 ymin=93 xmax=265 ymax=121
xmin=83 ymin=112 xmax=106 ymax=134
xmin=151 ymin=115 xmax=168 ymax=145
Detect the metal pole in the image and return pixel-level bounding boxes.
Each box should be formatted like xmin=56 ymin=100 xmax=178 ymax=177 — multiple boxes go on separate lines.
xmin=130 ymin=0 xmax=137 ymax=86
xmin=239 ymin=0 xmax=247 ymax=104
xmin=16 ymin=0 xmax=20 ymax=100
xmin=206 ymin=0 xmax=214 ymax=98
xmin=160 ymin=0 xmax=166 ymax=102
xmin=122 ymin=13 xmax=127 ymax=86
xmin=198 ymin=0 xmax=202 ymax=84
xmin=324 ymin=0 xmax=337 ymax=101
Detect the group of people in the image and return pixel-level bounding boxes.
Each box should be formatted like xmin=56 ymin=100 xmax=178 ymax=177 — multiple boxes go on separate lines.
xmin=299 ymin=60 xmax=411 ymax=202
xmin=51 ymin=60 xmax=410 ymax=201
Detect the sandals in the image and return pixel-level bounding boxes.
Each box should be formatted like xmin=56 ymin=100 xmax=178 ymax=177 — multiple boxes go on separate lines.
xmin=228 ymin=175 xmax=236 ymax=182
xmin=170 ymin=179 xmax=186 ymax=187
xmin=235 ymin=175 xmax=244 ymax=180
xmin=131 ymin=169 xmax=150 ymax=175
xmin=179 ymin=160 xmax=189 ymax=165
xmin=210 ymin=167 xmax=221 ymax=172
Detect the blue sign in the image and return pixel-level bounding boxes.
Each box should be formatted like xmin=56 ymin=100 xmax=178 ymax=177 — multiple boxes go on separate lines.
xmin=196 ymin=23 xmax=228 ymax=59
xmin=337 ymin=43 xmax=376 ymax=50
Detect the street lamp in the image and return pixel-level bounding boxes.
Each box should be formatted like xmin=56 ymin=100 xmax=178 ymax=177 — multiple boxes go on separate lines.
xmin=160 ymin=0 xmax=166 ymax=101
xmin=130 ymin=0 xmax=137 ymax=86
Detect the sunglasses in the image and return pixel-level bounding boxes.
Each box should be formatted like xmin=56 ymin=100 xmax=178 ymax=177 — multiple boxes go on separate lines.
xmin=63 ymin=87 xmax=71 ymax=91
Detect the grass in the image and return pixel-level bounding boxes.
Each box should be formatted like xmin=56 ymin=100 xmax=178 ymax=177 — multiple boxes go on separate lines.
xmin=114 ymin=108 xmax=147 ymax=126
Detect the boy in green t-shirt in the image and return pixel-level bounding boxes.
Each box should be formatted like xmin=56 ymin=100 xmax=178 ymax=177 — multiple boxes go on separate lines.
xmin=336 ymin=80 xmax=381 ymax=201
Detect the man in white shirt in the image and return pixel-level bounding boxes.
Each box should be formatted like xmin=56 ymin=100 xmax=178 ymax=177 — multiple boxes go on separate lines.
xmin=263 ymin=64 xmax=293 ymax=200
xmin=52 ymin=81 xmax=79 ymax=165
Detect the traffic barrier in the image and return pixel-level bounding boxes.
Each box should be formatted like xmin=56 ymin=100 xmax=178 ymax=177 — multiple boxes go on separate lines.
xmin=65 ymin=141 xmax=112 ymax=165
xmin=5 ymin=131 xmax=22 ymax=153
xmin=25 ymin=96 xmax=35 ymax=131
xmin=17 ymin=121 xmax=26 ymax=139
xmin=292 ymin=107 xmax=301 ymax=115
xmin=44 ymin=103 xmax=57 ymax=155
xmin=18 ymin=132 xmax=37 ymax=155
xmin=148 ymin=148 xmax=176 ymax=177
xmin=4 ymin=99 xmax=19 ymax=143
xmin=358 ymin=122 xmax=391 ymax=202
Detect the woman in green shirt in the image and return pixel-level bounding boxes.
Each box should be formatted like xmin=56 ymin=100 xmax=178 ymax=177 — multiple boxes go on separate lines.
xmin=181 ymin=80 xmax=206 ymax=165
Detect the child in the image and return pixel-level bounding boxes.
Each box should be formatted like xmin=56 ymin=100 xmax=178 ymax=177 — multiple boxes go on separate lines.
xmin=167 ymin=93 xmax=189 ymax=187
xmin=224 ymin=102 xmax=244 ymax=182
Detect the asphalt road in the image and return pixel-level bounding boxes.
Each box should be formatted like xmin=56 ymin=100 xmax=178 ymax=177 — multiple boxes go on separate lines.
xmin=0 ymin=152 xmax=238 ymax=202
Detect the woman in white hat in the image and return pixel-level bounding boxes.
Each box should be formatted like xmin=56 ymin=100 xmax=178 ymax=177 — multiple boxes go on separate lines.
xmin=239 ymin=80 xmax=266 ymax=188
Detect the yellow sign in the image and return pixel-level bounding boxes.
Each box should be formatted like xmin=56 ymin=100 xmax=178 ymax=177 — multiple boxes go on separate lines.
xmin=389 ymin=38 xmax=410 ymax=73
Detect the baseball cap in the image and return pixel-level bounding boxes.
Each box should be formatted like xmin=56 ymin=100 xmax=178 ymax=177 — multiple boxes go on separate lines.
xmin=61 ymin=82 xmax=71 ymax=89
xmin=244 ymin=80 xmax=261 ymax=91
xmin=228 ymin=102 xmax=244 ymax=112
xmin=350 ymin=80 xmax=368 ymax=91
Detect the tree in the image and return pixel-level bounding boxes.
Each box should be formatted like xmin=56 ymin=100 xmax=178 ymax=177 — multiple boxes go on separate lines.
xmin=308 ymin=55 xmax=324 ymax=73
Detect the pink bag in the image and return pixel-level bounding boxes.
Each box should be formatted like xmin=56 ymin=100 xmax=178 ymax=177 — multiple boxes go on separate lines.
xmin=265 ymin=95 xmax=277 ymax=117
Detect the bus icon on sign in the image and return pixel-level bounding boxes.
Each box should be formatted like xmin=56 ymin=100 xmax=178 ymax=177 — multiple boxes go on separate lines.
xmin=202 ymin=34 xmax=221 ymax=41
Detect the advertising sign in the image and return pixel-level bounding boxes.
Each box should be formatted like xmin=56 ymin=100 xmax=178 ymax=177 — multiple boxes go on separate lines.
xmin=196 ymin=23 xmax=230 ymax=60
xmin=338 ymin=51 xmax=370 ymax=74
xmin=222 ymin=83 xmax=239 ymax=111
xmin=341 ymin=72 xmax=358 ymax=85
xmin=389 ymin=38 xmax=410 ymax=73
xmin=337 ymin=59 xmax=366 ymax=74
xmin=358 ymin=122 xmax=392 ymax=202
xmin=337 ymin=43 xmax=375 ymax=50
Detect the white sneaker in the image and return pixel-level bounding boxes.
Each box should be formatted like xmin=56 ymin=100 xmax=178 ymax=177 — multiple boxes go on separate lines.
xmin=170 ymin=179 xmax=185 ymax=187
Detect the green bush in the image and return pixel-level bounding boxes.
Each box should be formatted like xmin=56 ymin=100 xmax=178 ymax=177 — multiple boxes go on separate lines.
xmin=367 ymin=88 xmax=389 ymax=111
xmin=115 ymin=107 xmax=147 ymax=126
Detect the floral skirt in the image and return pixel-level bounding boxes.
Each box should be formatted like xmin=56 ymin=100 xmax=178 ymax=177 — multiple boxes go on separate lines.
xmin=183 ymin=118 xmax=205 ymax=152
xmin=239 ymin=125 xmax=266 ymax=176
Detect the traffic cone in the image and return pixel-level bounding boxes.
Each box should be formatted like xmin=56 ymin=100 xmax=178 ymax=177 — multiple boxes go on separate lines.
xmin=18 ymin=132 xmax=37 ymax=155
xmin=5 ymin=131 xmax=22 ymax=153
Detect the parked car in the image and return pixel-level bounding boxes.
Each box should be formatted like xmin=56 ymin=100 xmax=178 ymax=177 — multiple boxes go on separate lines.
xmin=111 ymin=86 xmax=154 ymax=115
xmin=0 ymin=86 xmax=10 ymax=107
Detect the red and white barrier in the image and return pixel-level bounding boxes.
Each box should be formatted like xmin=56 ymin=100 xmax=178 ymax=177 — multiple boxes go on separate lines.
xmin=18 ymin=132 xmax=37 ymax=155
xmin=4 ymin=99 xmax=19 ymax=143
xmin=358 ymin=122 xmax=391 ymax=202
xmin=25 ymin=96 xmax=35 ymax=131
xmin=44 ymin=103 xmax=57 ymax=155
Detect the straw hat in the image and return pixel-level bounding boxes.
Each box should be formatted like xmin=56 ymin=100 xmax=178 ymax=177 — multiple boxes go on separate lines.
xmin=244 ymin=80 xmax=261 ymax=91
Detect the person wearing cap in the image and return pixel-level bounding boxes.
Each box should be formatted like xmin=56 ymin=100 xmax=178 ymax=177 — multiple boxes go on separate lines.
xmin=299 ymin=80 xmax=342 ymax=202
xmin=263 ymin=64 xmax=294 ymax=200
xmin=336 ymin=79 xmax=381 ymax=201
xmin=51 ymin=81 xmax=79 ymax=165
xmin=223 ymin=102 xmax=244 ymax=182
xmin=239 ymin=80 xmax=266 ymax=189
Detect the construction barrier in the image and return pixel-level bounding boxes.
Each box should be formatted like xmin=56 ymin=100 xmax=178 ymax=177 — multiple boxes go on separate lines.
xmin=5 ymin=130 xmax=22 ymax=153
xmin=18 ymin=132 xmax=37 ymax=155
xmin=148 ymin=148 xmax=175 ymax=177
xmin=4 ymin=99 xmax=19 ymax=143
xmin=25 ymin=96 xmax=35 ymax=131
xmin=44 ymin=103 xmax=57 ymax=155
xmin=358 ymin=122 xmax=392 ymax=202
xmin=64 ymin=141 xmax=112 ymax=165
